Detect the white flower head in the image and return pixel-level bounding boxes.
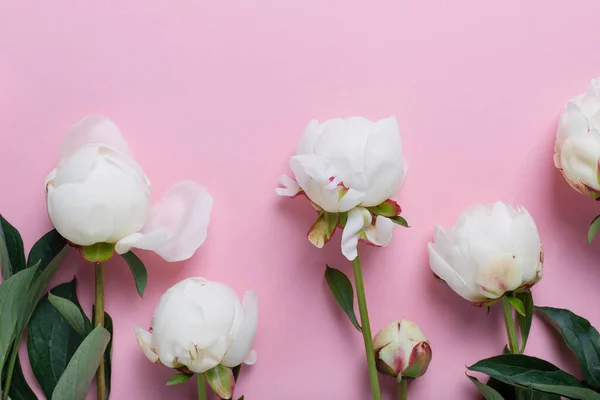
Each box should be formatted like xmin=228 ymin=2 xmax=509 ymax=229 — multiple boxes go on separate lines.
xmin=277 ymin=117 xmax=407 ymax=260
xmin=555 ymin=78 xmax=600 ymax=199
xmin=135 ymin=277 xmax=258 ymax=373
xmin=428 ymin=202 xmax=543 ymax=304
xmin=46 ymin=116 xmax=212 ymax=262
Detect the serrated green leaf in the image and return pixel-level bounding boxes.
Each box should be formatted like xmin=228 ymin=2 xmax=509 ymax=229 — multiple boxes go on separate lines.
xmin=467 ymin=375 xmax=504 ymax=400
xmin=51 ymin=325 xmax=110 ymax=400
xmin=389 ymin=215 xmax=409 ymax=227
xmin=516 ymin=291 xmax=533 ymax=353
xmin=48 ymin=293 xmax=88 ymax=336
xmin=468 ymin=354 xmax=600 ymax=399
xmin=165 ymin=373 xmax=193 ymax=386
xmin=324 ymin=266 xmax=361 ymax=332
xmin=205 ymin=365 xmax=234 ymax=399
xmin=536 ymin=306 xmax=600 ymax=389
xmin=0 ymin=268 xmax=38 ymax=379
xmin=27 ymin=230 xmax=66 ymax=270
xmin=120 ymin=252 xmax=147 ymax=297
xmin=589 ymin=215 xmax=600 ymax=244
xmin=0 ymin=216 xmax=26 ymax=279
xmin=507 ymin=296 xmax=525 ymax=317
xmin=28 ymin=279 xmax=86 ymax=398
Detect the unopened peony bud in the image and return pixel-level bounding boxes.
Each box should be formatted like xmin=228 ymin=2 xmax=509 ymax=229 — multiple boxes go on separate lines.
xmin=373 ymin=320 xmax=432 ymax=381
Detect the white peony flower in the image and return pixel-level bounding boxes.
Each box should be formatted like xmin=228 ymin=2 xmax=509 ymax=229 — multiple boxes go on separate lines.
xmin=428 ymin=202 xmax=543 ymax=304
xmin=373 ymin=320 xmax=432 ymax=380
xmin=554 ymin=78 xmax=600 ymax=199
xmin=135 ymin=277 xmax=258 ymax=373
xmin=45 ymin=116 xmax=212 ymax=262
xmin=277 ymin=117 xmax=407 ymax=260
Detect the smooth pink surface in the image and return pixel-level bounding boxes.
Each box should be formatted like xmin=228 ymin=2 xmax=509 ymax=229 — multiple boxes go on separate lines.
xmin=2 ymin=1 xmax=600 ymax=399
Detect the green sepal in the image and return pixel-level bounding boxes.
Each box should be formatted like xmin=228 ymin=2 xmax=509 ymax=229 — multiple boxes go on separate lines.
xmin=204 ymin=365 xmax=235 ymax=399
xmin=307 ymin=212 xmax=338 ymax=248
xmin=367 ymin=199 xmax=401 ymax=217
xmin=80 ymin=243 xmax=115 ymax=263
xmin=507 ymin=296 xmax=525 ymax=316
xmin=389 ymin=215 xmax=409 ymax=227
xmin=165 ymin=373 xmax=193 ymax=386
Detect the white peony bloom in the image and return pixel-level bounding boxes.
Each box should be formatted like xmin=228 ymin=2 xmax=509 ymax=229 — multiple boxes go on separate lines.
xmin=135 ymin=277 xmax=258 ymax=373
xmin=277 ymin=117 xmax=407 ymax=260
xmin=428 ymin=202 xmax=543 ymax=304
xmin=373 ymin=320 xmax=432 ymax=380
xmin=45 ymin=116 xmax=212 ymax=262
xmin=554 ymin=78 xmax=600 ymax=199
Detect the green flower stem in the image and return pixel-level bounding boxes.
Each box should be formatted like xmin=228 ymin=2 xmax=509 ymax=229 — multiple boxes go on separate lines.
xmin=94 ymin=262 xmax=106 ymax=400
xmin=501 ymin=296 xmax=519 ymax=354
xmin=197 ymin=373 xmax=207 ymax=400
xmin=2 ymin=341 xmax=20 ymax=400
xmin=398 ymin=379 xmax=407 ymax=400
xmin=352 ymin=253 xmax=382 ymax=400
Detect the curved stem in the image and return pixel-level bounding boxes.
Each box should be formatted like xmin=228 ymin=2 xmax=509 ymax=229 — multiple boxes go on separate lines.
xmin=196 ymin=374 xmax=207 ymax=400
xmin=95 ymin=262 xmax=106 ymax=400
xmin=501 ymin=296 xmax=519 ymax=354
xmin=352 ymin=253 xmax=382 ymax=400
xmin=398 ymin=379 xmax=407 ymax=400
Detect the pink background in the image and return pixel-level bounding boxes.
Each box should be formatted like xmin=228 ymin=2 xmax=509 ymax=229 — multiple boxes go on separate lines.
xmin=1 ymin=0 xmax=600 ymax=399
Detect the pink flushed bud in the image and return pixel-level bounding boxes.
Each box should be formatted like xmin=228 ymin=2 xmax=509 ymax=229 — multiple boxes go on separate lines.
xmin=373 ymin=320 xmax=432 ymax=381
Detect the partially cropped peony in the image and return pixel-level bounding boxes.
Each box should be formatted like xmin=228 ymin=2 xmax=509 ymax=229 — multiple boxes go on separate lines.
xmin=373 ymin=320 xmax=431 ymax=381
xmin=135 ymin=277 xmax=258 ymax=373
xmin=277 ymin=117 xmax=407 ymax=260
xmin=428 ymin=202 xmax=543 ymax=304
xmin=45 ymin=116 xmax=212 ymax=262
xmin=554 ymin=78 xmax=600 ymax=199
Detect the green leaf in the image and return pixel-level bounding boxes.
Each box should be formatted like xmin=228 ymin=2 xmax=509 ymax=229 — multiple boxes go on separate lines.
xmin=486 ymin=377 xmax=560 ymax=400
xmin=536 ymin=306 xmax=600 ymax=389
xmin=507 ymin=296 xmax=525 ymax=317
xmin=100 ymin=310 xmax=113 ymax=399
xmin=516 ymin=291 xmax=534 ymax=353
xmin=467 ymin=375 xmax=504 ymax=400
xmin=120 ymin=251 xmax=147 ymax=297
xmin=48 ymin=293 xmax=88 ymax=336
xmin=80 ymin=243 xmax=114 ymax=263
xmin=27 ymin=230 xmax=66 ymax=270
xmin=205 ymin=365 xmax=235 ymax=399
xmin=165 ymin=373 xmax=193 ymax=386
xmin=0 ymin=268 xmax=38 ymax=379
xmin=389 ymin=215 xmax=409 ymax=227
xmin=468 ymin=354 xmax=600 ymax=399
xmin=28 ymin=279 xmax=86 ymax=398
xmin=589 ymin=215 xmax=600 ymax=244
xmin=51 ymin=325 xmax=111 ymax=400
xmin=0 ymin=215 xmax=26 ymax=279
xmin=324 ymin=266 xmax=361 ymax=332
xmin=232 ymin=365 xmax=241 ymax=382
xmin=5 ymin=355 xmax=37 ymax=400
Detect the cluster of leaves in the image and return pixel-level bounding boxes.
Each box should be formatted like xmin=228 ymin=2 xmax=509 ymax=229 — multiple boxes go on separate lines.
xmin=468 ymin=305 xmax=600 ymax=400
xmin=0 ymin=216 xmax=147 ymax=400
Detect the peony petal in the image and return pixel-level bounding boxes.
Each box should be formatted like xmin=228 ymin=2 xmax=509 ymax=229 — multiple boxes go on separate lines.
xmin=185 ymin=335 xmax=229 ymax=373
xmin=221 ymin=291 xmax=258 ymax=368
xmin=275 ymin=174 xmax=301 ymax=197
xmin=134 ymin=328 xmax=159 ymax=364
xmin=296 ymin=119 xmax=322 ymax=155
xmin=364 ymin=216 xmax=394 ymax=247
xmin=428 ymin=242 xmax=482 ymax=302
xmin=59 ymin=115 xmax=129 ymax=164
xmin=341 ymin=207 xmax=371 ymax=261
xmin=115 ymin=181 xmax=212 ymax=261
xmin=243 ymin=350 xmax=257 ymax=365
